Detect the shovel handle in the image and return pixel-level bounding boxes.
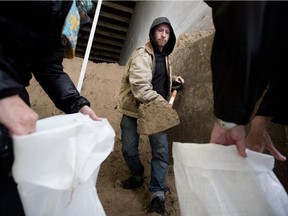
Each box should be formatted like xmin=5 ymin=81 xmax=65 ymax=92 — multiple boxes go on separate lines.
xmin=168 ymin=90 xmax=177 ymax=108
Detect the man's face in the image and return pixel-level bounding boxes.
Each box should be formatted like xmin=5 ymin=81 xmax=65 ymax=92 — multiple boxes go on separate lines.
xmin=154 ymin=23 xmax=170 ymax=51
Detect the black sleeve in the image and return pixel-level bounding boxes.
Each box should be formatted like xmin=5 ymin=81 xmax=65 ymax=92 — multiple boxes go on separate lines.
xmin=32 ymin=34 xmax=90 ymax=114
xmin=210 ymin=2 xmax=272 ymax=125
xmin=0 ymin=67 xmax=24 ymax=99
xmin=0 ymin=0 xmax=87 ymax=113
xmin=211 ymin=2 xmax=288 ymax=125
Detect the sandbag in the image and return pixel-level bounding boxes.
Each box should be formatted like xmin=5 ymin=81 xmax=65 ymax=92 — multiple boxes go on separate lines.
xmin=173 ymin=142 xmax=288 ymax=216
xmin=12 ymin=113 xmax=115 ymax=216
xmin=137 ymin=100 xmax=180 ymax=135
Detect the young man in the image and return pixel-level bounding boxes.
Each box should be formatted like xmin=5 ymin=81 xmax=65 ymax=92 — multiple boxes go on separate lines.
xmin=117 ymin=17 xmax=184 ymax=215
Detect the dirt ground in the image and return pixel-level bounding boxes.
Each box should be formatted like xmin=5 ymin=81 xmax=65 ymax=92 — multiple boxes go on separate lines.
xmin=27 ymin=56 xmax=181 ymax=216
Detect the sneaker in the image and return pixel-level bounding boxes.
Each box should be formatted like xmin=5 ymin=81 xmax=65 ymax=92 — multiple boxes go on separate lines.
xmin=148 ymin=197 xmax=165 ymax=215
xmin=121 ymin=176 xmax=144 ymax=189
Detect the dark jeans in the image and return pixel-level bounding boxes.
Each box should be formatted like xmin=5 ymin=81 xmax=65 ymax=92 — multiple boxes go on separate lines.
xmin=120 ymin=115 xmax=169 ymax=192
xmin=0 ymin=125 xmax=25 ymax=216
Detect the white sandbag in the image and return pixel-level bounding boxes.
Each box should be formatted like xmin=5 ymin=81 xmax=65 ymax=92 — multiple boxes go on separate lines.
xmin=12 ymin=113 xmax=115 ymax=216
xmin=173 ymin=142 xmax=288 ymax=216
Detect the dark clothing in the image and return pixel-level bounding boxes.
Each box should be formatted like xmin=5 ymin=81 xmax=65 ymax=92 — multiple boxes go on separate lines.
xmin=0 ymin=124 xmax=25 ymax=216
xmin=0 ymin=2 xmax=91 ymax=215
xmin=0 ymin=124 xmax=25 ymax=215
xmin=0 ymin=126 xmax=15 ymax=193
xmin=206 ymin=1 xmax=288 ymax=125
xmin=149 ymin=17 xmax=175 ymax=101
xmin=152 ymin=52 xmax=168 ymax=100
xmin=0 ymin=190 xmax=24 ymax=216
xmin=120 ymin=115 xmax=169 ymax=192
xmin=0 ymin=1 xmax=90 ymax=112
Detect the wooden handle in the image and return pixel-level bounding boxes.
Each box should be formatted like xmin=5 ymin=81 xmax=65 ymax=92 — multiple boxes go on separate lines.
xmin=168 ymin=90 xmax=177 ymax=108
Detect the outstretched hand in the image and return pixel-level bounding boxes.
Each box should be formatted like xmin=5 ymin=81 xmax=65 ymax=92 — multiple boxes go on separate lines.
xmin=210 ymin=122 xmax=247 ymax=158
xmin=79 ymin=105 xmax=101 ymax=121
xmin=175 ymin=76 xmax=184 ymax=84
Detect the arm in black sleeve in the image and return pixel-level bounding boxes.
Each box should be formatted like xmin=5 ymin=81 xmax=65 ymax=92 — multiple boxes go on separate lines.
xmin=32 ymin=36 xmax=90 ymax=114
xmin=211 ymin=2 xmax=288 ymax=125
xmin=209 ymin=1 xmax=270 ymax=125
xmin=0 ymin=59 xmax=25 ymax=100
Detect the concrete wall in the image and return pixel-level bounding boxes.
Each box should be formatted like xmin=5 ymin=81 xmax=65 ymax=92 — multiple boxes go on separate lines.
xmin=119 ymin=0 xmax=213 ymax=65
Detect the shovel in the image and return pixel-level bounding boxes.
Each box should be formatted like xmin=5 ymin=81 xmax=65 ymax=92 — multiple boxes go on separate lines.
xmin=168 ymin=82 xmax=183 ymax=108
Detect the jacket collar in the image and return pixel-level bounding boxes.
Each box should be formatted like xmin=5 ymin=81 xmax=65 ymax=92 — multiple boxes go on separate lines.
xmin=144 ymin=42 xmax=154 ymax=55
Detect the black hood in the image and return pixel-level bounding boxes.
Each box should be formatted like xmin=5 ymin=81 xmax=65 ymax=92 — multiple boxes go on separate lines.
xmin=149 ymin=17 xmax=176 ymax=56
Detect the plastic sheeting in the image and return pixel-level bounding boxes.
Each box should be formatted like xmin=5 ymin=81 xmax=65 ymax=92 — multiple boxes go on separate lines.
xmin=173 ymin=142 xmax=288 ymax=216
xmin=12 ymin=113 xmax=115 ymax=216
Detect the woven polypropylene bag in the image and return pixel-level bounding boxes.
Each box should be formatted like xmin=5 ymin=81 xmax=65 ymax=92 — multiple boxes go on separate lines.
xmin=173 ymin=142 xmax=288 ymax=216
xmin=12 ymin=113 xmax=115 ymax=216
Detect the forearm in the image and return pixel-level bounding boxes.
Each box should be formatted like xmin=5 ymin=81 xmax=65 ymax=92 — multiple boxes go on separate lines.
xmin=210 ymin=2 xmax=268 ymax=125
xmin=38 ymin=73 xmax=90 ymax=113
xmin=0 ymin=66 xmax=24 ymax=99
xmin=33 ymin=40 xmax=91 ymax=113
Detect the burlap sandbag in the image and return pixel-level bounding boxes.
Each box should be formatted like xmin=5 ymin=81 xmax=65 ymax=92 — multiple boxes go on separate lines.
xmin=137 ymin=100 xmax=180 ymax=135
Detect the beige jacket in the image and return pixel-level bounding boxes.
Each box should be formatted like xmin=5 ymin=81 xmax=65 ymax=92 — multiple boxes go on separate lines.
xmin=117 ymin=42 xmax=176 ymax=118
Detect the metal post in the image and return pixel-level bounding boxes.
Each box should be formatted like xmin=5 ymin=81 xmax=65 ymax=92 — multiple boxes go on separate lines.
xmin=77 ymin=0 xmax=102 ymax=92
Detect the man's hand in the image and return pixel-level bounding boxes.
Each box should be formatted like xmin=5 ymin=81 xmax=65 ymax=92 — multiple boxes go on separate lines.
xmin=175 ymin=76 xmax=184 ymax=84
xmin=0 ymin=95 xmax=39 ymax=136
xmin=79 ymin=105 xmax=101 ymax=121
xmin=210 ymin=122 xmax=247 ymax=158
xmin=246 ymin=116 xmax=286 ymax=161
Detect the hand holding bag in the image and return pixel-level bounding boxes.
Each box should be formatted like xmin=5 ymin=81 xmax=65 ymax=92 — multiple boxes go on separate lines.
xmin=12 ymin=113 xmax=115 ymax=216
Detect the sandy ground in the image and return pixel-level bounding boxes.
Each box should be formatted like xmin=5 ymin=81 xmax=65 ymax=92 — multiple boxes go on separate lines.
xmin=27 ymin=57 xmax=181 ymax=216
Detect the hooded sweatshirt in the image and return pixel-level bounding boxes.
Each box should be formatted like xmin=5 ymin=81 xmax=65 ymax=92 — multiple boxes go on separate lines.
xmin=117 ymin=17 xmax=177 ymax=118
xmin=149 ymin=17 xmax=176 ymax=100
